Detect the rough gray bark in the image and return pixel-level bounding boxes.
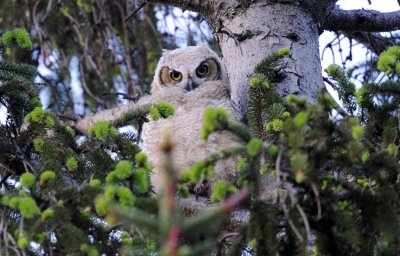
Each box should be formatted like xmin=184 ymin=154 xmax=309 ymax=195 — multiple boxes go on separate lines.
xmin=211 ymin=2 xmax=324 ymax=120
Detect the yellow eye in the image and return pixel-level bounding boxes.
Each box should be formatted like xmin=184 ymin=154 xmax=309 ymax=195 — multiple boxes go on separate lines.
xmin=170 ymin=71 xmax=182 ymax=81
xmin=196 ymin=64 xmax=209 ymax=77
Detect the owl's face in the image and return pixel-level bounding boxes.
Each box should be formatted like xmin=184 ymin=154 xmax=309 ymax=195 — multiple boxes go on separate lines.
xmin=152 ymin=44 xmax=228 ymax=93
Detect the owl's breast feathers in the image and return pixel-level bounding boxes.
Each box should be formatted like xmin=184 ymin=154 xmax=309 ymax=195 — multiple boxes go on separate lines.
xmin=142 ymin=81 xmax=239 ymax=194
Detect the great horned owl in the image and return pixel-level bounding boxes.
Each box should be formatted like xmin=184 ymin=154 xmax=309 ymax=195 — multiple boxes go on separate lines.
xmin=142 ymin=44 xmax=239 ymax=197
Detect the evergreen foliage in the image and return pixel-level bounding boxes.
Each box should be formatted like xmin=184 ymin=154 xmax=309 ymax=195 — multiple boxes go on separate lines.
xmin=1 ymin=25 xmax=400 ymax=256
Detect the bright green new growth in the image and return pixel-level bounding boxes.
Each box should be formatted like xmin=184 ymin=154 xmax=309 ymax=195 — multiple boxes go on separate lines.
xmin=40 ymin=170 xmax=56 ymax=183
xmin=361 ymin=151 xmax=370 ymax=163
xmin=150 ymin=102 xmax=175 ymax=120
xmin=114 ymin=160 xmax=133 ymax=179
xmin=177 ymin=184 xmax=189 ymax=198
xmin=106 ymin=160 xmax=134 ymax=183
xmin=236 ymin=158 xmax=247 ymax=172
xmin=117 ymin=187 xmax=135 ymax=207
xmin=188 ymin=161 xmax=206 ymax=182
xmin=247 ymin=48 xmax=294 ymax=140
xmin=9 ymin=197 xmax=20 ymax=208
xmin=293 ymin=111 xmax=309 ymax=128
xmin=95 ymin=186 xmax=119 ymax=216
xmin=184 ymin=161 xmax=215 ymax=182
xmin=351 ymin=125 xmax=364 ymax=140
xmin=20 ymin=172 xmax=35 ymax=188
xmin=277 ymin=47 xmax=290 ymax=56
xmin=388 ymin=143 xmax=397 ymax=156
xmin=90 ymin=179 xmax=101 ymax=187
xmin=24 ymin=107 xmax=45 ymax=123
xmin=134 ymin=168 xmax=149 ymax=193
xmin=34 ymin=138 xmax=45 ymax=152
xmin=135 ymin=152 xmax=148 ymax=166
xmin=155 ymin=101 xmax=175 ymax=117
xmin=14 ymin=28 xmax=33 ymax=50
xmin=259 ymin=165 xmax=269 ymax=175
xmin=286 ymin=95 xmax=298 ymax=103
xmin=88 ymin=121 xmax=118 ymax=140
xmin=266 ymin=119 xmax=283 ymax=132
xmin=41 ymin=208 xmax=54 ymax=220
xmin=66 ymin=156 xmax=78 ymax=171
xmin=80 ymin=243 xmax=99 ymax=256
xmin=326 ymin=64 xmax=341 ymax=75
xmin=149 ymin=107 xmax=161 ymax=120
xmin=281 ymin=111 xmax=291 ymax=119
xmin=1 ymin=31 xmax=14 ymax=45
xmin=19 ymin=196 xmax=41 ymax=218
xmin=377 ymin=46 xmax=400 ymax=74
xmin=65 ymin=126 xmax=75 ymax=136
xmin=1 ymin=28 xmax=32 ymax=50
xmin=17 ymin=237 xmax=29 ymax=249
xmin=201 ymin=107 xmax=228 ymax=140
xmin=210 ymin=180 xmax=237 ymax=203
xmin=247 ymin=138 xmax=263 ymax=157
xmin=45 ymin=116 xmax=55 ymax=127
xmin=94 ymin=196 xmax=108 ymax=216
xmin=249 ymin=73 xmax=269 ymax=89
xmin=267 ymin=145 xmax=278 ymax=156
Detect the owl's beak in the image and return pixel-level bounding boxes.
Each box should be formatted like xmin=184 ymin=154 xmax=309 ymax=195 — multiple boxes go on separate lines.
xmin=186 ymin=77 xmax=197 ymax=91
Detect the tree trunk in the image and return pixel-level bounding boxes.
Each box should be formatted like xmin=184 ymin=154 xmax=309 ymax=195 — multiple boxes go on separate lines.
xmin=203 ymin=1 xmax=324 ymax=198
xmin=207 ymin=2 xmax=324 ymax=120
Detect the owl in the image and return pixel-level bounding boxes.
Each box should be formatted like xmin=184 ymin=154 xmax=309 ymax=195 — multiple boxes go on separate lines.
xmin=142 ymin=44 xmax=240 ymax=197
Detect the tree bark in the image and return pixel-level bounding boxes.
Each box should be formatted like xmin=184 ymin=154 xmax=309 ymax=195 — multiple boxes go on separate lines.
xmin=209 ymin=1 xmax=325 ymax=120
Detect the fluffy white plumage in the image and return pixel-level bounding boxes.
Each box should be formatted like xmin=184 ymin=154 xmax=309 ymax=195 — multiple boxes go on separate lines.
xmin=142 ymin=44 xmax=239 ymax=196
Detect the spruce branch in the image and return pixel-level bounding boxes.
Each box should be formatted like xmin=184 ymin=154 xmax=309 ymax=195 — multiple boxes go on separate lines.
xmin=110 ymin=207 xmax=158 ymax=235
xmin=0 ymin=61 xmax=36 ymax=80
xmin=202 ymin=145 xmax=247 ymax=167
xmin=182 ymin=189 xmax=250 ymax=233
xmin=0 ymin=70 xmax=28 ymax=83
xmin=113 ymin=104 xmax=153 ymax=127
xmin=226 ymin=120 xmax=252 ymax=142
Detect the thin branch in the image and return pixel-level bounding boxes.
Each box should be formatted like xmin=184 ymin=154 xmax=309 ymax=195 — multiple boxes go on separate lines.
xmin=341 ymin=31 xmax=396 ymax=55
xmin=73 ymin=94 xmax=156 ymax=133
xmin=102 ymin=92 xmax=140 ymax=101
xmin=145 ymin=0 xmax=213 ymax=15
xmin=323 ymin=6 xmax=400 ymax=32
xmin=79 ymin=63 xmax=105 ymax=106
xmin=311 ymin=183 xmax=322 ymax=220
xmin=124 ymin=2 xmax=147 ymax=23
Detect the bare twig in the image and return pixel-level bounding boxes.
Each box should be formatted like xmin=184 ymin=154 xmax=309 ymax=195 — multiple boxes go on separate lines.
xmin=102 ymin=92 xmax=140 ymax=102
xmin=79 ymin=63 xmax=105 ymax=106
xmin=311 ymin=183 xmax=322 ymax=220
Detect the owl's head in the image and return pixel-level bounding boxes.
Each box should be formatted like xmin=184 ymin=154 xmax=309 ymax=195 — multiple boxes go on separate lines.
xmin=151 ymin=44 xmax=228 ymax=93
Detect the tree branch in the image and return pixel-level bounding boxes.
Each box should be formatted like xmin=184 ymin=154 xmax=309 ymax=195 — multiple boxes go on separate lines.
xmin=342 ymin=31 xmax=397 ymax=55
xmin=323 ymin=6 xmax=400 ymax=32
xmin=143 ymin=0 xmax=213 ymax=14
